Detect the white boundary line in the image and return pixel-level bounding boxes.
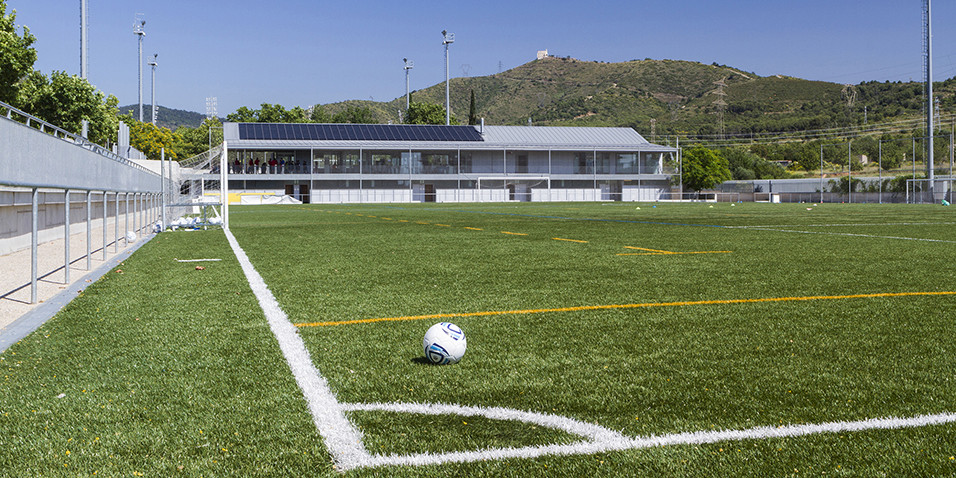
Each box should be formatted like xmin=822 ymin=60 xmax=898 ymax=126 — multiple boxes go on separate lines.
xmin=224 ymin=227 xmax=956 ymax=472
xmin=733 ymin=222 xmax=956 ymax=228
xmin=729 ymin=226 xmax=956 ymax=244
xmin=345 ymin=407 xmax=956 ymax=469
xmin=223 ymin=228 xmax=371 ymax=470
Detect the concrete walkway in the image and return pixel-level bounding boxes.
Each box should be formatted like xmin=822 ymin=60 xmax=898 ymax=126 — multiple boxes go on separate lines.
xmin=0 ymin=218 xmax=153 ymax=351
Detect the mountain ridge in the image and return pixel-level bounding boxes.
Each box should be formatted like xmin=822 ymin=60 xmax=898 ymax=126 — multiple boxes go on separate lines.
xmin=144 ymin=57 xmax=956 ymax=138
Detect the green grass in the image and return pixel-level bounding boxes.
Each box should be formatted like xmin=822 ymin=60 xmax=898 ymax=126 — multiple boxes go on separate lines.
xmin=2 ymin=202 xmax=955 ymax=476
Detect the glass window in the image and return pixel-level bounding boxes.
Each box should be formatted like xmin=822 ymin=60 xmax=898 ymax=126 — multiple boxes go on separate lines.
xmin=616 ymin=153 xmax=638 ymax=174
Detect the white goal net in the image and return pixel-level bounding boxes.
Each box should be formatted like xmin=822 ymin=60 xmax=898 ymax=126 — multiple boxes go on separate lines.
xmin=164 ymin=146 xmax=224 ymax=229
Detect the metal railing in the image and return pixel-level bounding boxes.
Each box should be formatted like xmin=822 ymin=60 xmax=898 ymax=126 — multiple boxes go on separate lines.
xmin=1 ymin=100 xmax=163 ymax=305
xmin=0 ymin=100 xmax=155 ymax=176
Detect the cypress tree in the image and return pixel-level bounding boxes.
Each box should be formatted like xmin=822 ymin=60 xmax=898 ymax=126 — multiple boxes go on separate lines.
xmin=468 ymin=90 xmax=477 ymax=125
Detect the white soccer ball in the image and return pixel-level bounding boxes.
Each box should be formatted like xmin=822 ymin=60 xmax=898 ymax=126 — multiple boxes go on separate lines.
xmin=423 ymin=322 xmax=467 ymax=365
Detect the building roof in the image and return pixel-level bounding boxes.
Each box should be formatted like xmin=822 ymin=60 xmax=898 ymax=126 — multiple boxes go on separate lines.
xmin=235 ymin=123 xmax=484 ymax=142
xmin=223 ymin=122 xmax=676 ymax=152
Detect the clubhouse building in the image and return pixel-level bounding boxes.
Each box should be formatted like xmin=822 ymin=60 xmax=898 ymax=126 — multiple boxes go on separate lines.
xmin=209 ymin=122 xmax=679 ymax=203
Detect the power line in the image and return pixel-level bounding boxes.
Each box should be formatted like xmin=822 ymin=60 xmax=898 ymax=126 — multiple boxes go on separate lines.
xmin=680 ymin=114 xmax=956 ymax=147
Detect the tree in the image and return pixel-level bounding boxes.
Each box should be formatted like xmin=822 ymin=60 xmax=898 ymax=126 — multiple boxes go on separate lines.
xmin=830 ymin=176 xmax=864 ymax=194
xmin=879 ymin=138 xmax=905 ymax=171
xmin=681 ymin=146 xmax=732 ymax=192
xmin=174 ymin=117 xmax=222 ymax=159
xmin=0 ymin=0 xmax=36 ymax=105
xmin=468 ymin=90 xmax=477 ymax=125
xmin=721 ymin=147 xmax=761 ymax=180
xmin=309 ymin=104 xmax=331 ymax=123
xmin=119 ymin=114 xmax=180 ymax=161
xmin=256 ymin=103 xmax=287 ymax=123
xmin=226 ymin=103 xmax=312 ymax=123
xmin=226 ymin=106 xmax=257 ymax=123
xmin=332 ymin=105 xmax=376 ymax=124
xmin=405 ymin=102 xmax=456 ymax=125
xmin=16 ymin=70 xmax=119 ymax=145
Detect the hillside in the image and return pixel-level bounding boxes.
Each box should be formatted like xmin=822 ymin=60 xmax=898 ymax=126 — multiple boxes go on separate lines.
xmin=359 ymin=57 xmax=955 ymax=138
xmin=118 ymin=104 xmax=210 ymax=130
xmin=149 ymin=57 xmax=956 ymax=141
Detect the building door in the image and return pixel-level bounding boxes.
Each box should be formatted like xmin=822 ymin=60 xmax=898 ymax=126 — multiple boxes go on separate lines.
xmin=300 ymin=184 xmax=310 ymax=204
xmin=424 ymin=184 xmax=436 ymax=202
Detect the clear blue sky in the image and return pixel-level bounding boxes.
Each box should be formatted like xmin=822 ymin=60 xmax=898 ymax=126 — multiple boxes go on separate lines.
xmin=8 ymin=0 xmax=956 ymax=116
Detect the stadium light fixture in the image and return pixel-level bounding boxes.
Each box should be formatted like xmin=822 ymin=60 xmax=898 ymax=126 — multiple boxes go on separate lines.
xmin=442 ymin=30 xmax=455 ymax=125
xmin=134 ymin=17 xmax=146 ymax=122
xmin=147 ymin=54 xmax=158 ymax=125
xmin=404 ymin=58 xmax=414 ymax=110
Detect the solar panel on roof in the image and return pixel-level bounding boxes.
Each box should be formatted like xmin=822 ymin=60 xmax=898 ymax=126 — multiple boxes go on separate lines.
xmin=234 ymin=123 xmax=483 ymax=142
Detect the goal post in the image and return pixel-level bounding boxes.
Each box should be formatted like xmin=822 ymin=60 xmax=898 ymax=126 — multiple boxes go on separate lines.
xmin=221 ymin=141 xmax=228 ymax=228
xmin=162 ymin=144 xmax=225 ymax=229
xmin=476 ymin=177 xmax=550 ymax=202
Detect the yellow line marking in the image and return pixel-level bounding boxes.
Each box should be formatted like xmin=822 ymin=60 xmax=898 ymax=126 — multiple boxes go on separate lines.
xmin=435 ymin=224 xmax=452 ymax=227
xmin=465 ymin=227 xmax=484 ymax=231
xmin=416 ymin=221 xmax=430 ymax=225
xmin=620 ymin=246 xmax=732 ymax=256
xmin=553 ymin=237 xmax=588 ymax=244
xmin=367 ymin=215 xmax=377 ymax=218
xmin=624 ymin=246 xmax=673 ymax=253
xmin=381 ymin=217 xmax=393 ymax=221
xmin=618 ymin=251 xmax=732 ymax=256
xmin=501 ymin=231 xmax=528 ymax=236
xmin=398 ymin=220 xmax=410 ymax=223
xmin=294 ymin=291 xmax=956 ymax=327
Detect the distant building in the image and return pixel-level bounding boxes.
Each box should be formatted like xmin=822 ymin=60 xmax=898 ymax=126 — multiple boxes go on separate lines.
xmin=537 ymin=50 xmax=549 ymax=60
xmin=203 ymin=122 xmax=678 ymax=204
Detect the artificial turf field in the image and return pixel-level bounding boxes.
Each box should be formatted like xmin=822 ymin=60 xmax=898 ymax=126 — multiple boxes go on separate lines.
xmin=1 ymin=201 xmax=955 ymax=476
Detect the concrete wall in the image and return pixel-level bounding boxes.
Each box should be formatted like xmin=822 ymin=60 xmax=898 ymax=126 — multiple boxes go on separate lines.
xmin=0 ymin=116 xmax=162 ymax=256
xmin=0 ymin=117 xmax=160 ymax=192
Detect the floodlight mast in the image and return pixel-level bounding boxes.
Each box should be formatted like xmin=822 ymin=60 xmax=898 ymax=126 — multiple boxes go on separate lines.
xmin=134 ymin=17 xmax=146 ymax=122
xmin=79 ymin=0 xmax=88 ymax=79
xmin=442 ymin=30 xmax=454 ymax=125
xmin=925 ymin=0 xmax=935 ymax=194
xmin=148 ymin=54 xmax=158 ymax=124
xmin=403 ymin=58 xmax=414 ymax=110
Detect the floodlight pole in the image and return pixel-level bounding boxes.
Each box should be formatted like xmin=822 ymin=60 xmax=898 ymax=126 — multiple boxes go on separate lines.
xmin=848 ymin=141 xmax=852 ymax=203
xmin=878 ymin=140 xmax=883 ymax=204
xmin=148 ymin=54 xmax=158 ymax=125
xmin=677 ymin=137 xmax=682 ymax=200
xmin=161 ymin=147 xmax=166 ymax=230
xmin=819 ymin=143 xmax=824 ymax=203
xmin=442 ymin=30 xmax=454 ymax=125
xmin=80 ymin=0 xmax=88 ymax=79
xmin=403 ymin=58 xmax=414 ymax=110
xmin=134 ymin=19 xmax=146 ymax=122
xmin=926 ymin=0 xmax=935 ymax=197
